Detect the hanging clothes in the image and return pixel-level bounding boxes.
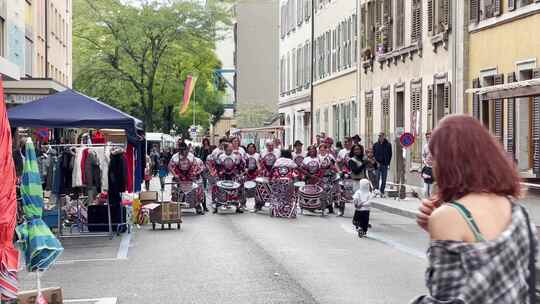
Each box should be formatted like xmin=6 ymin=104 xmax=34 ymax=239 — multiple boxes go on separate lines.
xmin=80 ymin=148 xmax=90 ymax=185
xmin=61 ymin=149 xmax=74 ymax=192
xmin=92 ymin=131 xmax=105 ymax=144
xmin=72 ymin=148 xmax=86 ymax=187
xmin=98 ymin=146 xmax=111 ymax=192
xmin=126 ymin=144 xmax=134 ymax=193
xmin=108 ymin=149 xmax=127 ymax=206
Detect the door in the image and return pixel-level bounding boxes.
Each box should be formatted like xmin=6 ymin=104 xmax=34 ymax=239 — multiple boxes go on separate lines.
xmin=395 ymin=91 xmax=405 ymax=196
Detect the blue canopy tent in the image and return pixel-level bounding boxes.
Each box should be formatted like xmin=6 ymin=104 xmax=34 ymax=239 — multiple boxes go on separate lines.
xmin=7 ymin=89 xmax=145 ymax=192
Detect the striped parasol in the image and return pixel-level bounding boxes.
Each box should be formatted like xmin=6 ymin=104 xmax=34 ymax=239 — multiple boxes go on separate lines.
xmin=16 ymin=138 xmax=63 ymax=272
xmin=0 ymin=75 xmax=19 ymax=300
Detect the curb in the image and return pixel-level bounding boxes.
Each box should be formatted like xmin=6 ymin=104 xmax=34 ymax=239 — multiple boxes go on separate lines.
xmin=371 ymin=201 xmax=418 ymax=219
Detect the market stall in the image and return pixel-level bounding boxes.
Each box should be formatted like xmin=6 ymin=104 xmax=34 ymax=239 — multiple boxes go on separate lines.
xmin=7 ymin=90 xmax=145 ymax=237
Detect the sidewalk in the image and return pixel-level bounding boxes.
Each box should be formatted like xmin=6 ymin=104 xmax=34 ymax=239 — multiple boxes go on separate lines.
xmin=371 ymin=193 xmax=540 ymax=224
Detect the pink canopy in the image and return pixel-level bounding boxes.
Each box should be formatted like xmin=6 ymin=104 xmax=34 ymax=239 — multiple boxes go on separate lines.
xmin=0 ymin=75 xmax=19 ymax=300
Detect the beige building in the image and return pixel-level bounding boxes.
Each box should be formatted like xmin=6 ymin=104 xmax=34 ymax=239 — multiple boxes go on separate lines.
xmin=1 ymin=0 xmax=71 ymax=105
xmin=312 ymin=0 xmax=359 ymax=144
xmin=278 ymin=0 xmax=313 ymax=147
xmin=467 ymin=1 xmax=540 ymax=180
xmin=358 ymin=0 xmax=468 ymax=186
xmin=234 ymin=0 xmax=279 ymax=128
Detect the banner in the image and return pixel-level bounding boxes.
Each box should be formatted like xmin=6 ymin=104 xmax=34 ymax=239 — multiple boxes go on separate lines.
xmin=180 ymin=75 xmax=197 ymax=114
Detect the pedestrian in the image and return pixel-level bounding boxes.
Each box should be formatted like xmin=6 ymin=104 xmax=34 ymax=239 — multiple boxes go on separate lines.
xmin=352 ymin=135 xmax=361 ymax=146
xmin=150 ymin=146 xmax=160 ymax=176
xmin=158 ymin=158 xmax=168 ymax=191
xmin=413 ymin=115 xmax=537 ymax=303
xmin=144 ymin=155 xmax=152 ymax=191
xmin=337 ymin=137 xmax=352 ymax=174
xmin=372 ymin=132 xmax=392 ymax=197
xmin=348 ymin=144 xmax=366 ymax=192
xmin=421 ymin=156 xmax=434 ymax=198
xmin=364 ymin=148 xmax=379 ymax=194
xmin=352 ymin=179 xmax=372 ymax=237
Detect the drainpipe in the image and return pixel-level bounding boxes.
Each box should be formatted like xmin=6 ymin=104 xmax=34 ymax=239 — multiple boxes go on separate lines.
xmin=45 ymin=0 xmax=49 ymax=78
xmin=309 ymin=0 xmax=315 ymax=145
xmin=451 ymin=0 xmax=458 ymax=113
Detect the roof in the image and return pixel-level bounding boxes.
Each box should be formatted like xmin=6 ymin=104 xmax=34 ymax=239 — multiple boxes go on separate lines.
xmin=8 ymin=89 xmax=143 ymax=137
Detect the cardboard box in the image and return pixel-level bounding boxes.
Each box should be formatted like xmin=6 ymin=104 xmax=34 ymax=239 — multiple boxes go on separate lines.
xmin=17 ymin=287 xmax=63 ymax=304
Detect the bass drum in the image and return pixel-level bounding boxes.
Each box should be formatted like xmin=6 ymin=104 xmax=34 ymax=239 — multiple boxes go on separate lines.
xmin=244 ymin=180 xmax=257 ymax=198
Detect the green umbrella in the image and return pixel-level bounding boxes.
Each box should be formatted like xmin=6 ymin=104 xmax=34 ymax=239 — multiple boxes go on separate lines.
xmin=16 ymin=138 xmax=63 ymax=272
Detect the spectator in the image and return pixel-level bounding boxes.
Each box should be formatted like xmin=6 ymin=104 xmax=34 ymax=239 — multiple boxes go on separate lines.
xmin=413 ymin=115 xmax=535 ymax=303
xmin=373 ymin=132 xmax=392 ymax=197
xmin=349 ymin=144 xmax=367 ymax=191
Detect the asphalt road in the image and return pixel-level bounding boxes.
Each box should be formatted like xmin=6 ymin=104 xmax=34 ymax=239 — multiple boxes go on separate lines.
xmin=19 ymin=195 xmax=430 ymax=304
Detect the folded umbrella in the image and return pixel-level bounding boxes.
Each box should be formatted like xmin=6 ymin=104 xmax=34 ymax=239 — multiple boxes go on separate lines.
xmin=0 ymin=75 xmax=19 ymax=300
xmin=16 ymin=138 xmax=63 ymax=272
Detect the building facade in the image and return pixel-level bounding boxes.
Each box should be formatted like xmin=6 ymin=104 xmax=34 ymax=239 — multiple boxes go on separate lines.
xmin=468 ymin=0 xmax=540 ymax=179
xmin=358 ymin=0 xmax=467 ymax=186
xmin=1 ymin=0 xmax=71 ymax=105
xmin=234 ymin=0 xmax=279 ymax=128
xmin=312 ymin=0 xmax=359 ymax=145
xmin=278 ymin=0 xmax=313 ymax=147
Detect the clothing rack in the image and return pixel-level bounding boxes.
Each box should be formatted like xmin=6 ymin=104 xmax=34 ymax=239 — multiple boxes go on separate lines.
xmin=48 ymin=142 xmax=126 ymax=239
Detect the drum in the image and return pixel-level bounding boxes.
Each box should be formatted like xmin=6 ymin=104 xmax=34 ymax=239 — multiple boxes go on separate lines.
xmin=255 ymin=177 xmax=269 ymax=184
xmin=294 ymin=181 xmax=306 ymax=188
xmin=217 ymin=180 xmax=241 ymax=190
xmin=298 ymin=184 xmax=324 ymax=211
xmin=244 ymin=181 xmax=257 ymax=198
xmin=254 ymin=177 xmax=271 ymax=208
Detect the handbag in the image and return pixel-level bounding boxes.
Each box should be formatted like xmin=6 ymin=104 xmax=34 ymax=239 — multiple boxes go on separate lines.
xmin=522 ymin=205 xmax=537 ymax=304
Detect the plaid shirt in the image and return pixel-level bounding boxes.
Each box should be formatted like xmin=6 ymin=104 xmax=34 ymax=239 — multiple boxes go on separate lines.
xmin=411 ymin=204 xmax=537 ymax=304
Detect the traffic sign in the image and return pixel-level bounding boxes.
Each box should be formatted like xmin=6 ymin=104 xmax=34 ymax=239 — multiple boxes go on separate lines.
xmin=399 ymin=132 xmax=415 ymax=148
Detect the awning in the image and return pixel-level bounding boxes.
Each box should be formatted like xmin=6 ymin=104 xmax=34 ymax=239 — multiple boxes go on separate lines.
xmin=466 ymin=78 xmax=540 ymax=100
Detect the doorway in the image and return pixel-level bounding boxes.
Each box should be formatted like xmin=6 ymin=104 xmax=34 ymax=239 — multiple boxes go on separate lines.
xmin=395 ymin=91 xmax=405 ymax=197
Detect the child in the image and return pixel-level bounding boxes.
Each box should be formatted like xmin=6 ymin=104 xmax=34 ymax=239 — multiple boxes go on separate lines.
xmin=144 ymin=155 xmax=152 ymax=191
xmin=158 ymin=158 xmax=168 ymax=191
xmin=352 ymin=179 xmax=372 ymax=238
xmin=422 ymin=156 xmax=434 ymax=198
xmin=365 ymin=148 xmax=379 ymax=196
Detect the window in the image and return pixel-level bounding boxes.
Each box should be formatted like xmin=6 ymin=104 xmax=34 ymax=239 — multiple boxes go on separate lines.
xmin=381 ymin=86 xmax=391 ymax=136
xmin=304 ymin=42 xmax=310 ymax=87
xmin=25 ymin=38 xmax=33 ymax=77
xmin=410 ymin=81 xmax=423 ymax=162
xmin=428 ymin=0 xmax=450 ymax=34
xmin=0 ymin=17 xmax=5 ymax=57
xmin=305 ymin=0 xmax=311 ymax=21
xmin=315 ymin=109 xmax=320 ymax=134
xmin=297 ymin=46 xmax=302 ymax=90
xmin=292 ymin=49 xmax=296 ymax=92
xmin=351 ymin=100 xmax=358 ymax=136
xmin=427 ymin=81 xmax=451 ymax=129
xmin=352 ymin=13 xmax=358 ymax=64
xmin=332 ymin=29 xmax=337 ymax=73
xmin=333 ymin=105 xmax=340 ymax=139
xmin=323 ymin=107 xmax=329 ymax=133
xmin=395 ymin=0 xmax=404 ymax=47
xmin=325 ymin=30 xmax=331 ymax=75
xmin=280 ymin=56 xmax=285 ymax=95
xmin=365 ymin=92 xmax=374 ymax=145
xmin=25 ymin=0 xmax=33 ymax=36
xmin=281 ymin=5 xmax=286 ymax=38
xmin=411 ymin=0 xmax=423 ymax=43
xmin=297 ymin=0 xmax=303 ymax=26
xmin=286 ymin=52 xmax=290 ymax=93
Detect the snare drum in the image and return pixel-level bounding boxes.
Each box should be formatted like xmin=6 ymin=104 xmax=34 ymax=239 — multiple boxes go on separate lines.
xmin=293 ymin=181 xmax=306 ymax=188
xmin=244 ymin=180 xmax=257 ymax=198
xmin=255 ymin=177 xmax=269 ymax=184
xmin=217 ymin=180 xmax=241 ymax=190
xmin=298 ymin=184 xmax=323 ymax=210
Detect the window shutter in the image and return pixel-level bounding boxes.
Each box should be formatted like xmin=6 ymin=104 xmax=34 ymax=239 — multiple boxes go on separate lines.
xmin=381 ymin=88 xmax=391 ymax=135
xmin=493 ymin=74 xmax=504 ymax=145
xmin=365 ymin=93 xmax=374 ymax=145
xmin=383 ymin=0 xmax=393 ymax=52
xmin=507 ymin=72 xmax=516 ymax=157
xmin=533 ymin=70 xmax=540 ymax=175
xmin=440 ymin=0 xmax=450 ymax=31
xmin=508 ymin=0 xmax=516 ymax=11
xmin=375 ymin=0 xmax=383 ymax=47
xmin=494 ymin=0 xmax=502 ymax=16
xmin=411 ymin=0 xmax=422 ymax=43
xmin=472 ymin=78 xmax=481 ymax=120
xmin=427 ymin=84 xmax=434 ymax=131
xmin=470 ymin=0 xmax=479 ymax=24
xmin=443 ymin=82 xmax=451 ymax=117
xmin=427 ymin=0 xmax=434 ymax=35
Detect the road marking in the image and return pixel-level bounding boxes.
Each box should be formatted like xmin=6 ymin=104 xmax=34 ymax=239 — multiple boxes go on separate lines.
xmin=56 ymin=258 xmax=125 ymax=265
xmin=340 ymin=223 xmax=426 ymax=260
xmin=64 ymin=298 xmax=117 ymax=304
xmin=116 ymin=231 xmax=132 ymax=259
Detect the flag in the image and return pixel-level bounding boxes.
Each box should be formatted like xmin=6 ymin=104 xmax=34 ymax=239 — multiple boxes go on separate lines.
xmin=180 ymin=75 xmax=197 ymax=114
xmin=0 ymin=75 xmax=20 ymax=300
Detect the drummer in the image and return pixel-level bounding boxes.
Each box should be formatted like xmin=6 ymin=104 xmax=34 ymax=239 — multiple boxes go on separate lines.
xmin=217 ymin=143 xmax=245 ymax=213
xmin=337 ymin=137 xmax=352 ymax=175
xmin=261 ymin=139 xmax=281 ymax=159
xmin=244 ymin=143 xmax=260 ymax=181
xmin=260 ymin=139 xmax=281 ymax=177
xmin=302 ymin=145 xmax=321 ymax=185
xmin=273 ymin=150 xmax=298 ymax=171
xmin=231 ymin=137 xmax=246 ymax=158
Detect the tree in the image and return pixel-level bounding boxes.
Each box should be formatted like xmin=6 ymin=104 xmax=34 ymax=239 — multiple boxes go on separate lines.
xmin=73 ymin=0 xmax=231 ymax=131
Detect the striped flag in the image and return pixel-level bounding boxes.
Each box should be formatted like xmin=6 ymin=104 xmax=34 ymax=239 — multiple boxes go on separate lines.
xmin=180 ymin=75 xmax=198 ymax=114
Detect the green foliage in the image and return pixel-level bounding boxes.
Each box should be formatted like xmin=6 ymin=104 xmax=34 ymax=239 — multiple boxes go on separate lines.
xmin=73 ymin=0 xmax=232 ymax=133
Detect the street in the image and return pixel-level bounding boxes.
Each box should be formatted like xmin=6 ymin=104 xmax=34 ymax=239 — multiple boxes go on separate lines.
xmin=18 ymin=179 xmax=429 ymax=304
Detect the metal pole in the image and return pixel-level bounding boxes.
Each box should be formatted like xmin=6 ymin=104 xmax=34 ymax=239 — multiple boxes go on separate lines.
xmin=309 ymin=0 xmax=315 ymax=145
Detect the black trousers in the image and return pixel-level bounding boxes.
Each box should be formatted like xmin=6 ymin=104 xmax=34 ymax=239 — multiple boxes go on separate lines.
xmin=353 ymin=210 xmax=370 ymax=232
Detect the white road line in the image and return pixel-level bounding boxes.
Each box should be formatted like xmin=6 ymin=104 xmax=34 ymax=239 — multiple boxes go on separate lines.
xmin=116 ymin=231 xmax=132 ymax=260
xmin=64 ymin=298 xmax=117 ymax=304
xmin=56 ymin=258 xmax=124 ymax=265
xmin=340 ymin=223 xmax=426 ymax=260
